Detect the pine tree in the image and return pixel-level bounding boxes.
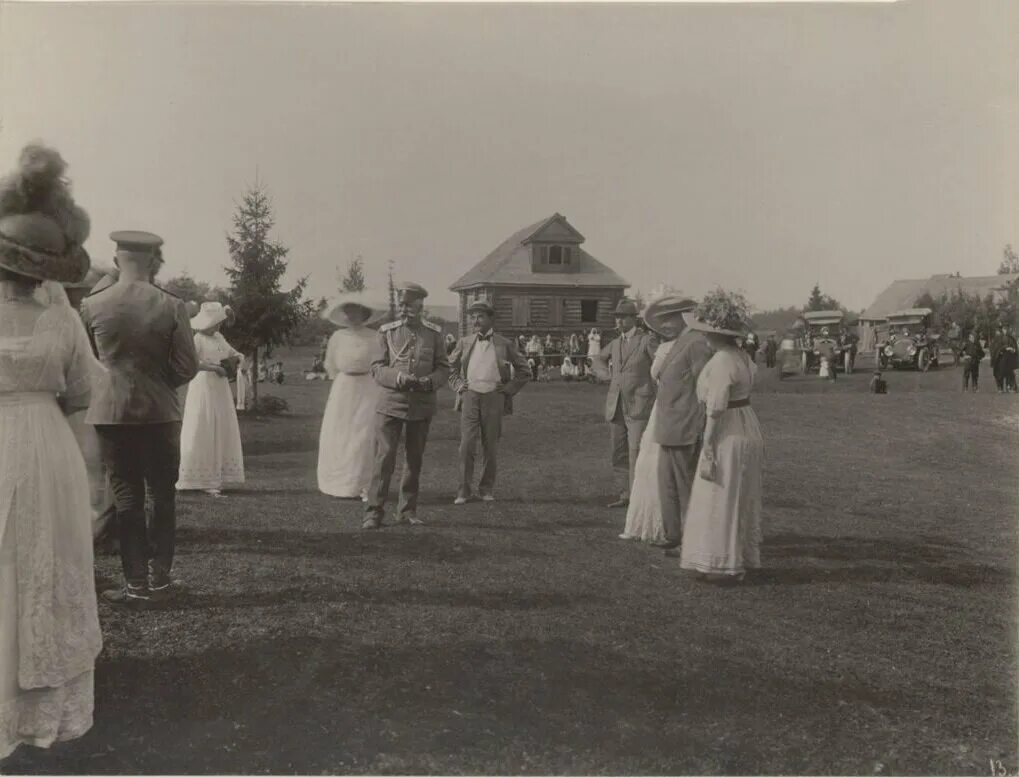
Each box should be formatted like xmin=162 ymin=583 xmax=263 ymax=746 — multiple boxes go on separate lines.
xmin=339 ymin=255 xmax=366 ymax=292
xmin=805 ymin=283 xmax=842 ymax=312
xmin=387 ymin=259 xmax=397 ymax=321
xmin=998 ymin=244 xmax=1019 ymax=275
xmin=222 ymin=181 xmax=313 ymax=405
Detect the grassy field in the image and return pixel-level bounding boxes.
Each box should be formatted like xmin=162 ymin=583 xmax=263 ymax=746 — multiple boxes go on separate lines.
xmin=5 ymin=349 xmax=1017 ymax=775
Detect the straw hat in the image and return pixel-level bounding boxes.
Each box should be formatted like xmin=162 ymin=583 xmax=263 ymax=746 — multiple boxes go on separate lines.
xmin=642 ymin=295 xmax=698 ymax=338
xmin=324 ymin=291 xmax=388 ymax=328
xmin=191 ymin=301 xmax=230 ymax=332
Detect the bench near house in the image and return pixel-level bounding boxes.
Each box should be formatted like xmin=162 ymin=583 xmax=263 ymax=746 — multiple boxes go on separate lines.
xmin=449 ymin=213 xmax=629 ymax=337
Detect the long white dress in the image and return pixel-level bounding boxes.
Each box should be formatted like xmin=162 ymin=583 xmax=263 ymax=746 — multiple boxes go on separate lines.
xmin=619 ymin=339 xmax=676 ymax=543
xmin=317 ymin=327 xmax=382 ymax=498
xmin=177 ymin=332 xmax=245 ymax=491
xmin=679 ymin=347 xmax=764 ymax=576
xmin=0 ymin=298 xmax=102 ymax=759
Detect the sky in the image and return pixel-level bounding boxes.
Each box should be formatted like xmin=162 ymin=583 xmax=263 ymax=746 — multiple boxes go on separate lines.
xmin=1 ymin=0 xmax=1016 ymax=313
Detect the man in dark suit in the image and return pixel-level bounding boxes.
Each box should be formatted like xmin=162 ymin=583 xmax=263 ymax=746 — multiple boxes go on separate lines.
xmin=591 ymin=299 xmax=659 ymax=508
xmin=448 ymin=300 xmax=531 ymax=504
xmin=80 ymin=231 xmax=199 ymax=604
xmin=649 ymin=297 xmax=712 ymax=551
xmin=364 ymin=282 xmax=450 ymax=528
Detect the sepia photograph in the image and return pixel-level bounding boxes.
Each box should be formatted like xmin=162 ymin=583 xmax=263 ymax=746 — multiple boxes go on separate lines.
xmin=0 ymin=0 xmax=1016 ymax=773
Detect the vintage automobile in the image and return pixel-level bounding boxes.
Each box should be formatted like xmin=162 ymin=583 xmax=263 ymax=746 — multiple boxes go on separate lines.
xmin=877 ymin=308 xmax=941 ymax=371
xmin=800 ymin=310 xmax=857 ymax=374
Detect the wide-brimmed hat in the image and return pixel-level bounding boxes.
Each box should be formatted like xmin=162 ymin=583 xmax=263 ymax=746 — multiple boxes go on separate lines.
xmin=0 ymin=145 xmax=91 ymax=284
xmin=643 ymin=295 xmax=698 ymax=337
xmin=325 ymin=291 xmax=388 ymax=328
xmin=191 ymin=301 xmax=230 ymax=332
xmin=63 ymin=265 xmax=110 ymax=290
xmin=689 ymin=288 xmax=752 ymax=338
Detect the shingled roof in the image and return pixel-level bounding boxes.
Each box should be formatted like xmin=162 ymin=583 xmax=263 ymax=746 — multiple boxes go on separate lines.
xmin=861 ymin=273 xmax=1019 ymax=321
xmin=449 ymin=214 xmax=629 ymax=291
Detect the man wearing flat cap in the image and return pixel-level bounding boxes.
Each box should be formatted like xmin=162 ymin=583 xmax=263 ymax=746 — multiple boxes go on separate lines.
xmin=646 ymin=296 xmax=712 ymax=552
xmin=80 ymin=231 xmax=199 ymax=603
xmin=447 ymin=298 xmax=530 ymax=504
xmin=591 ymin=298 xmax=660 ymax=508
xmin=364 ymin=282 xmax=450 ymax=528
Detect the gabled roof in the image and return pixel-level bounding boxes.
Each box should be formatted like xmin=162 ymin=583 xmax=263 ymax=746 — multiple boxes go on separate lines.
xmin=450 ymin=214 xmax=628 ymax=291
xmin=861 ymin=273 xmax=1019 ymax=321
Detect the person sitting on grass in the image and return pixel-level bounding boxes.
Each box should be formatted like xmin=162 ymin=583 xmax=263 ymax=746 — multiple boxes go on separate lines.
xmin=869 ymin=370 xmax=887 ymax=394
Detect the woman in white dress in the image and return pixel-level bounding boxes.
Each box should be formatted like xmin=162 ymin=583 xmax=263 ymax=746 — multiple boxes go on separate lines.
xmin=177 ymin=301 xmax=245 ymax=496
xmin=587 ymin=328 xmax=601 ymax=357
xmin=0 ymin=143 xmax=102 ymax=759
xmin=618 ymin=295 xmax=689 ymax=544
xmin=679 ymin=290 xmax=764 ymax=584
xmin=317 ymin=293 xmax=385 ymax=499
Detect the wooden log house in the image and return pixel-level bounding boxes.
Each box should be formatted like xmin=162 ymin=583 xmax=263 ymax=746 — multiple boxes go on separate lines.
xmin=449 ymin=214 xmax=629 ymax=338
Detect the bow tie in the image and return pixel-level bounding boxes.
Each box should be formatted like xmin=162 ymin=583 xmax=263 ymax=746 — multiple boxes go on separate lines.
xmin=477 ymin=332 xmax=492 ymax=341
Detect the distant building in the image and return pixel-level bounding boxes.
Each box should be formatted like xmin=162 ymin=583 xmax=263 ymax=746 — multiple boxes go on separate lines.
xmin=858 ymin=272 xmax=1019 ymax=350
xmin=449 ymin=213 xmax=629 ymax=337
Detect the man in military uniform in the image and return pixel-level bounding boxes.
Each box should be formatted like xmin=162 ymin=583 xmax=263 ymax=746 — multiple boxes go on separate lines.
xmin=364 ymin=282 xmax=450 ymax=528
xmin=80 ymin=231 xmax=199 ymax=604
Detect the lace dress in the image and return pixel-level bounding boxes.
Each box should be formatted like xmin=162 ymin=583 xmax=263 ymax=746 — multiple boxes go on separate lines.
xmin=0 ymin=296 xmax=103 ymax=759
xmin=177 ymin=332 xmax=246 ymax=491
xmin=679 ymin=347 xmax=765 ymax=576
xmin=317 ymin=327 xmax=382 ymax=498
xmin=619 ymin=339 xmax=675 ymax=543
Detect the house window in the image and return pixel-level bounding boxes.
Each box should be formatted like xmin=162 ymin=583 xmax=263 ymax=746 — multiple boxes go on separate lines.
xmin=580 ymin=299 xmax=599 ymax=323
xmin=536 ymin=245 xmax=573 ymax=266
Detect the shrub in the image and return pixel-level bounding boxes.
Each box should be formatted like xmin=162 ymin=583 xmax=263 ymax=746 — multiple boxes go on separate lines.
xmin=249 ymin=395 xmax=289 ymax=416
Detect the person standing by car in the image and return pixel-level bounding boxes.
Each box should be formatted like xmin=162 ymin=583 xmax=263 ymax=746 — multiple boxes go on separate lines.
xmin=960 ymin=332 xmax=985 ymax=392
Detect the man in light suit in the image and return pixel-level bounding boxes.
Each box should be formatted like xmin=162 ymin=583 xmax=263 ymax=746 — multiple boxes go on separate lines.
xmin=448 ymin=300 xmax=531 ymax=504
xmin=648 ymin=296 xmax=712 ymax=552
xmin=592 ymin=299 xmax=659 ymax=508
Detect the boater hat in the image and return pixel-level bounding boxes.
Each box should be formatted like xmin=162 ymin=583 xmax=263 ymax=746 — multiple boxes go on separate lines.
xmin=191 ymin=301 xmax=230 ymax=332
xmin=0 ymin=144 xmax=91 ymax=284
xmin=642 ymin=295 xmax=697 ymax=338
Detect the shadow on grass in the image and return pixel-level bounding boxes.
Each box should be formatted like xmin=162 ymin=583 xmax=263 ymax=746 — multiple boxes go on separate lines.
xmin=753 ymin=532 xmax=1012 ymax=587
xmin=9 ymin=636 xmax=1013 ymax=775
xmin=163 ymin=586 xmax=601 ymax=612
xmin=176 ymin=526 xmax=550 ymax=563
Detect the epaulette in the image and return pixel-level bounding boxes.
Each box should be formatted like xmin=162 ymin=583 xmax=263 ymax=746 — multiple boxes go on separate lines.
xmin=380 ymin=320 xmax=402 ymax=332
xmin=422 ymin=319 xmax=442 ymax=333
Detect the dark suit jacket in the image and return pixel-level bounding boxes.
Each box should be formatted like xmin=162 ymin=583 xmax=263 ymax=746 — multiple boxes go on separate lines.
xmin=448 ymin=331 xmax=530 ymax=415
xmin=652 ymin=328 xmax=713 ymax=447
xmin=80 ymin=281 xmax=199 ymax=424
xmin=593 ymin=329 xmax=659 ymax=422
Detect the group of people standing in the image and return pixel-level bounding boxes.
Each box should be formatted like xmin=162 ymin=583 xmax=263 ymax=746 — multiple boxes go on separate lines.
xmin=590 ymin=297 xmax=765 ymax=581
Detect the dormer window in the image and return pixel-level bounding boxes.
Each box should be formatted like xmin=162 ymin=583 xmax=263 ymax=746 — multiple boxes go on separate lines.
xmin=536 ymin=245 xmax=573 ymax=266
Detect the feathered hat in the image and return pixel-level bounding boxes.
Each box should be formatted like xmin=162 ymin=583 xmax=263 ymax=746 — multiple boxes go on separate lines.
xmin=0 ymin=144 xmax=91 ymax=283
xmin=689 ymin=288 xmax=752 ymax=337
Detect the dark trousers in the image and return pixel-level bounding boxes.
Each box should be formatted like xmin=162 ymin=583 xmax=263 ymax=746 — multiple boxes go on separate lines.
xmin=658 ymin=443 xmax=700 ymax=543
xmin=610 ymin=406 xmax=647 ymax=500
xmin=458 ymin=390 xmax=503 ymax=497
xmin=95 ymin=423 xmax=181 ymax=587
xmin=963 ymin=361 xmax=980 ymax=389
xmin=365 ymin=414 xmax=431 ymax=520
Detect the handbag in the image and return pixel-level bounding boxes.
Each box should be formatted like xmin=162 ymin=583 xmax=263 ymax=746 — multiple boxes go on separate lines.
xmin=220 ymin=356 xmax=240 ymax=382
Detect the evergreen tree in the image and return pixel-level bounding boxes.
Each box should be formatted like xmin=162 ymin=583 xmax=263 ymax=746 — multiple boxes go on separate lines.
xmin=998 ymin=244 xmax=1019 ymax=275
xmin=222 ymin=182 xmax=313 ymax=405
xmin=804 ymin=283 xmax=842 ymax=312
xmin=339 ymin=255 xmax=366 ymax=292
xmin=386 ymin=259 xmax=397 ymax=321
